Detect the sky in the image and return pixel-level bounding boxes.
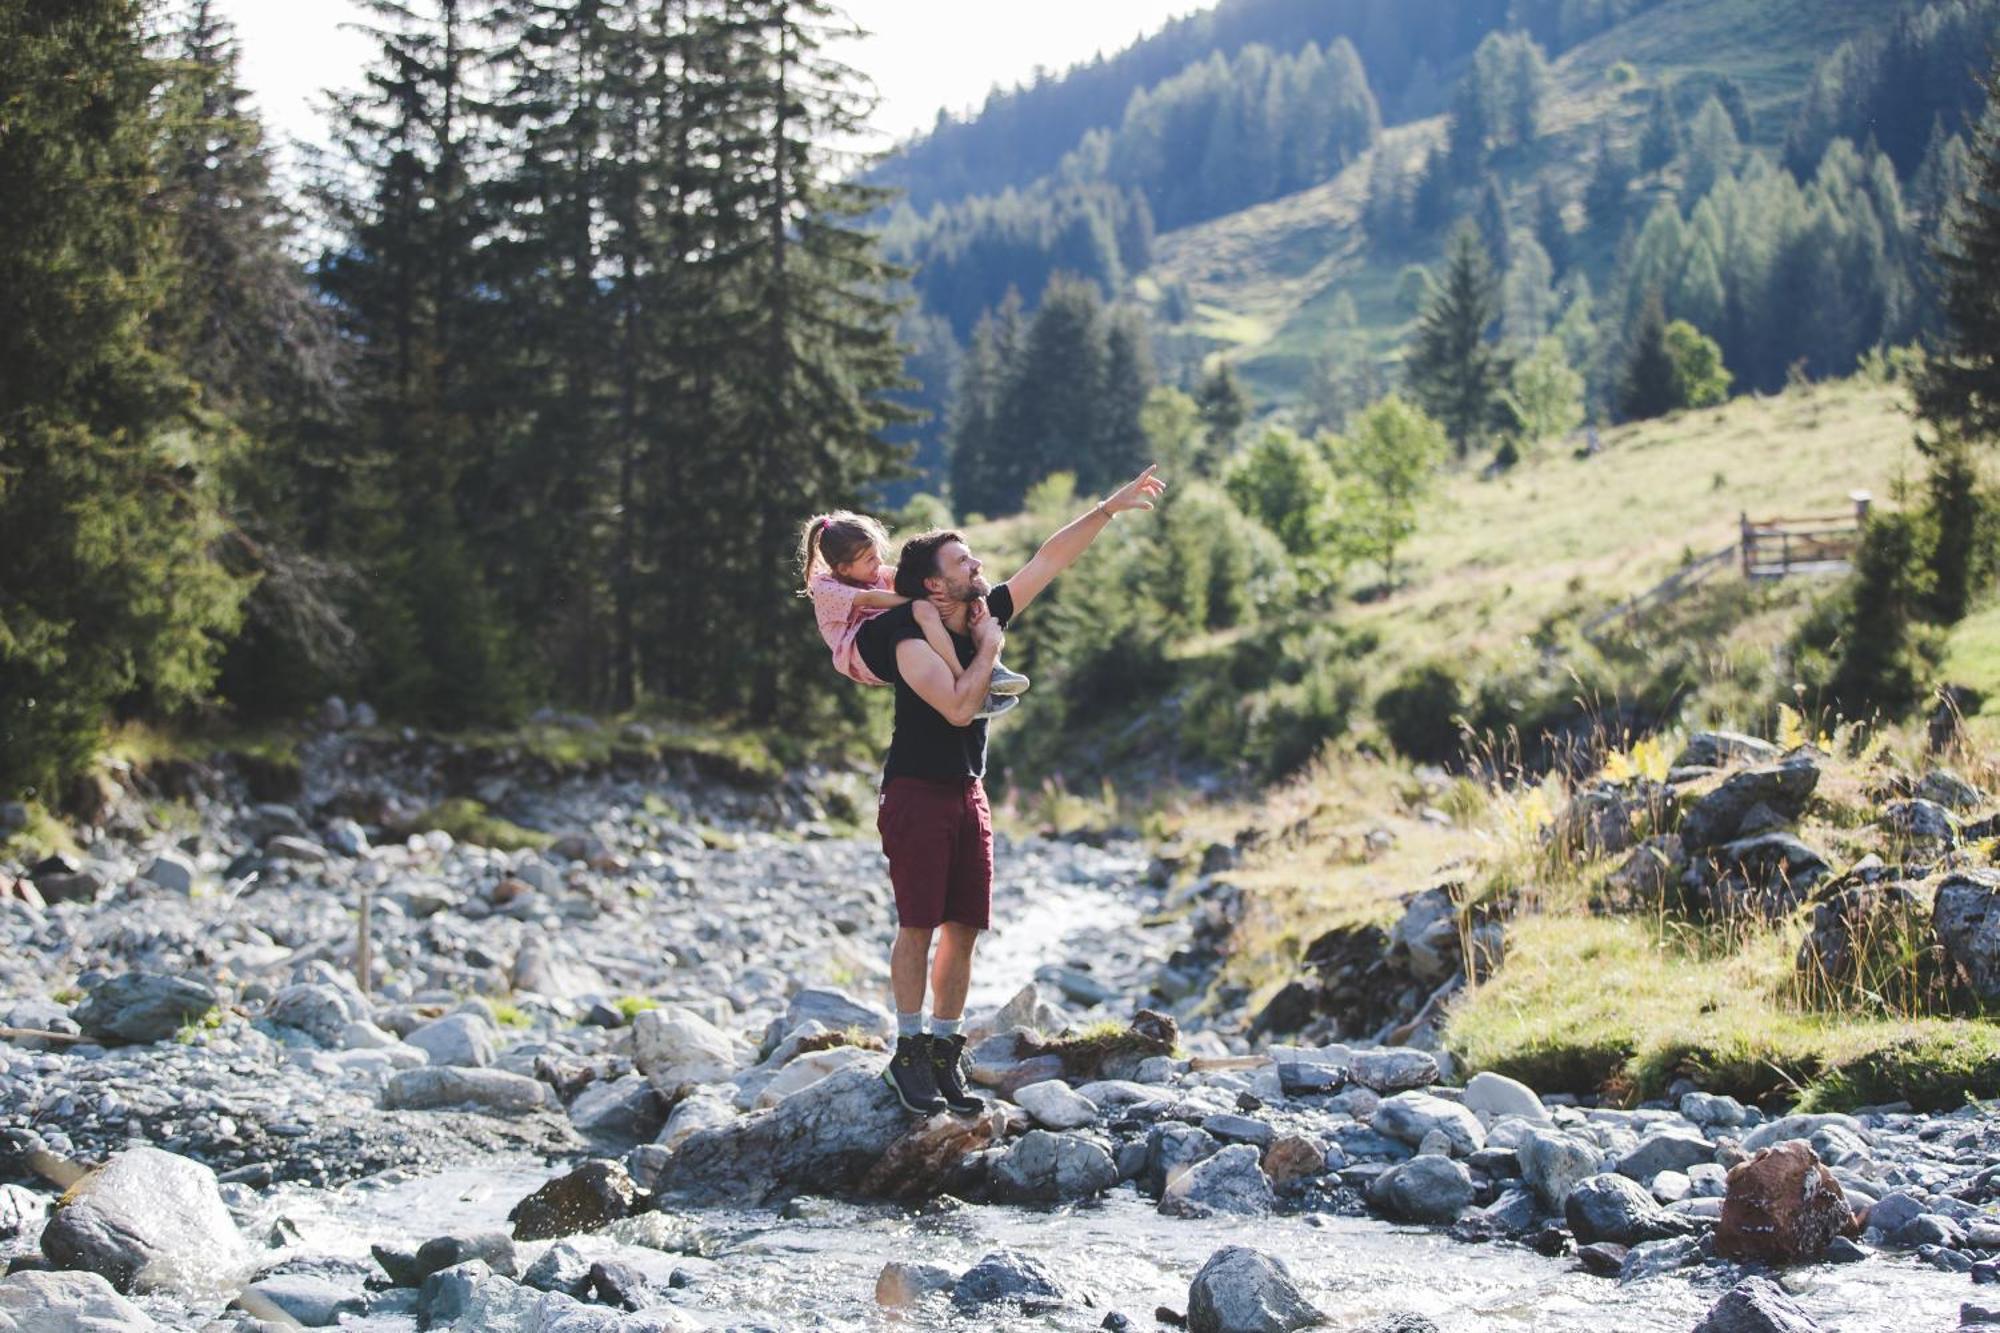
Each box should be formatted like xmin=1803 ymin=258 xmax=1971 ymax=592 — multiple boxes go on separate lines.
xmin=215 ymin=0 xmax=1206 ymax=174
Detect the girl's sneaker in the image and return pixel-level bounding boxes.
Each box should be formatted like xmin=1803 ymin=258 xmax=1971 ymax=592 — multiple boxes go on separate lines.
xmin=973 ymin=693 xmax=1019 ymax=721
xmin=989 ymin=663 xmax=1031 ymax=697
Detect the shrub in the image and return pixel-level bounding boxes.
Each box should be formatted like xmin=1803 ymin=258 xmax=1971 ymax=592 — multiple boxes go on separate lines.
xmin=1376 ymin=661 xmax=1468 ymax=763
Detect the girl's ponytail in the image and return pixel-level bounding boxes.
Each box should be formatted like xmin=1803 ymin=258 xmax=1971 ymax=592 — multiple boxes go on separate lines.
xmin=797 ymin=510 xmax=891 ymax=594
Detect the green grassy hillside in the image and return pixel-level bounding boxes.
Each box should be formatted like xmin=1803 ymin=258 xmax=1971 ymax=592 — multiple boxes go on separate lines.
xmin=1144 ymin=0 xmax=1896 ymax=405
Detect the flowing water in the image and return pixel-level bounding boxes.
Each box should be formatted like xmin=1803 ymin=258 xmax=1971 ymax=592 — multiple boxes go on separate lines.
xmin=218 ymin=1160 xmax=1963 ymax=1331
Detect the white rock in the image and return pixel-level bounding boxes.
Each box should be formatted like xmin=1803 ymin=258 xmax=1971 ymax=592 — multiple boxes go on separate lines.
xmin=633 ymin=1005 xmax=742 ymax=1096
xmin=753 ymin=1046 xmax=878 ymax=1109
xmin=1464 ymin=1071 xmax=1550 ymax=1124
xmin=405 ymin=1013 xmax=495 ymax=1068
xmin=655 ymin=1091 xmax=736 ymax=1151
xmin=0 ymin=1269 xmax=161 ymax=1331
xmin=1013 ymin=1079 xmax=1099 ymax=1130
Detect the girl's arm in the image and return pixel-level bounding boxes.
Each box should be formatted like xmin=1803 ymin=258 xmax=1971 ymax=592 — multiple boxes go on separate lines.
xmin=851 ymin=588 xmax=910 ymax=610
xmin=910 ymin=599 xmax=964 ymax=680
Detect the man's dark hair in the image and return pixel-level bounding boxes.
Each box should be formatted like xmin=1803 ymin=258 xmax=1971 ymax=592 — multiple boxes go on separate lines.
xmin=894 ymin=528 xmax=966 ymax=599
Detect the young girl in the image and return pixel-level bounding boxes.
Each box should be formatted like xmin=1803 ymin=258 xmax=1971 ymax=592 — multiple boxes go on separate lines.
xmin=800 ymin=511 xmax=1028 ymax=718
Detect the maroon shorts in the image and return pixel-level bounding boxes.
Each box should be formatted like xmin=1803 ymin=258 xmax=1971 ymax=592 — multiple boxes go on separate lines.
xmin=877 ymin=777 xmax=993 ymax=930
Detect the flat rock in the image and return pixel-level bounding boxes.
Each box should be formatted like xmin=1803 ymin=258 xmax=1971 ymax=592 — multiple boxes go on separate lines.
xmin=243 ymin=1273 xmax=367 ymax=1326
xmin=383 ymin=1066 xmax=554 ymax=1114
xmin=1692 ymin=1277 xmax=1823 ymax=1333
xmin=1014 ymin=1079 xmax=1098 ymax=1130
xmin=405 ymin=1012 xmax=495 ymax=1068
xmin=1372 ymin=1092 xmax=1483 ymax=1157
xmin=1741 ymin=1113 xmax=1867 ymax=1154
xmin=1615 ymin=1126 xmax=1715 ymax=1181
xmin=1186 ymin=1246 xmax=1324 ymax=1333
xmin=1350 ymin=1048 xmax=1438 ymax=1093
xmin=40 ymin=1146 xmax=248 ymax=1295
xmin=0 ymin=1269 xmax=160 ymax=1331
xmin=73 ymin=973 xmax=217 ymax=1045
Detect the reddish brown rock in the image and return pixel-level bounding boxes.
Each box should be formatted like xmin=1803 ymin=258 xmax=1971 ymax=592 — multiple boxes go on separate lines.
xmin=856 ymin=1107 xmax=1004 ymax=1202
xmin=490 ymin=876 xmax=534 ymax=905
xmin=1716 ymin=1140 xmax=1858 ymax=1263
xmin=1 ymin=873 xmax=44 ymax=910
xmin=1262 ymin=1134 xmax=1328 ymax=1188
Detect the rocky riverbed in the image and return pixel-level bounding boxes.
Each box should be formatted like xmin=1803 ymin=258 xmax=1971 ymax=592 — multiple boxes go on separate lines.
xmin=2 ymin=723 xmax=1999 ymax=1331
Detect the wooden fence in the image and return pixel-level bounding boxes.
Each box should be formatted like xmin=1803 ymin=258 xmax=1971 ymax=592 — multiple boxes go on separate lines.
xmin=1739 ymin=495 xmax=1872 ymax=579
xmin=1583 ymin=491 xmax=1873 ymax=642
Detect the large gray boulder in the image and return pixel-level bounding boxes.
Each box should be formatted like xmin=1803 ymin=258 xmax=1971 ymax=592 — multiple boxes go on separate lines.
xmin=73 ymin=973 xmax=217 ymax=1045
xmin=1564 ymin=1172 xmax=1698 ymax=1246
xmin=0 ymin=1269 xmax=159 ymax=1331
xmin=765 ymin=986 xmax=893 ymax=1050
xmin=632 ymin=1005 xmax=742 ymax=1096
xmin=1741 ymin=1113 xmax=1867 ymax=1154
xmin=1013 ymin=1079 xmax=1098 ymax=1130
xmin=1160 ymin=1144 xmax=1276 ymax=1217
xmin=1368 ymin=1154 xmax=1475 ymax=1224
xmin=1934 ymin=870 xmax=2000 ymax=1003
xmin=990 ymin=1130 xmax=1119 ymax=1204
xmin=1691 ymin=1277 xmax=1823 ymax=1333
xmin=1679 ymin=758 xmax=1819 ymax=851
xmin=382 ymin=1066 xmax=554 ymax=1114
xmin=1371 ymin=1092 xmax=1484 ymax=1157
xmin=651 ymin=1065 xmax=909 ymax=1204
xmin=1186 ymin=1247 xmax=1325 ymax=1333
xmin=265 ymin=982 xmax=368 ymax=1047
xmin=1350 ymin=1048 xmax=1439 ymax=1093
xmin=567 ymin=1073 xmax=665 ymax=1145
xmin=40 ymin=1147 xmax=248 ymax=1294
xmin=1615 ymin=1126 xmax=1715 ymax=1182
xmin=138 ymin=851 xmax=195 ymax=895
xmin=1674 ymin=731 xmax=1781 ymax=771
xmin=405 ymin=1012 xmax=496 ymax=1068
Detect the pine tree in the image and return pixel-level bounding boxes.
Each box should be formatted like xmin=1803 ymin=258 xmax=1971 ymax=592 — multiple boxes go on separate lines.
xmin=1195 ymin=362 xmax=1252 ymax=460
xmin=1683 ymin=97 xmax=1741 ymax=203
xmin=0 ymin=0 xmax=248 ymax=796
xmin=1916 ymin=59 xmax=2000 ymax=442
xmin=949 ymin=291 xmax=1025 ymax=516
xmin=1586 ymin=128 xmax=1632 ymax=228
xmin=1405 ymin=223 xmax=1514 ymax=457
xmin=1619 ymin=290 xmax=1679 ymax=420
xmin=1476 ymin=174 xmax=1512 ymax=272
xmin=1639 ymin=85 xmax=1684 ymax=173
xmin=1533 ymin=177 xmax=1571 ymax=274
xmin=727 ymin=0 xmax=915 ymax=719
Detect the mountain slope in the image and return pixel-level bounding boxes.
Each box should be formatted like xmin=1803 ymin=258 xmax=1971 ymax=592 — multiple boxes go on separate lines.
xmin=1145 ymin=0 xmax=1902 ymax=404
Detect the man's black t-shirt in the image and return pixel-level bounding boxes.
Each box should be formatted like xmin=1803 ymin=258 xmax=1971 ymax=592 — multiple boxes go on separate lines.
xmin=855 ymin=583 xmax=1016 ymax=783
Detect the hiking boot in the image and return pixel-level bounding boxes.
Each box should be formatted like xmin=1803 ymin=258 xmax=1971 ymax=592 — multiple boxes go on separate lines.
xmin=972 ymin=693 xmax=1019 ymax=721
xmin=927 ymin=1032 xmax=985 ymax=1116
xmin=988 ymin=662 xmax=1031 ymax=697
xmin=883 ymin=1035 xmax=947 ymax=1114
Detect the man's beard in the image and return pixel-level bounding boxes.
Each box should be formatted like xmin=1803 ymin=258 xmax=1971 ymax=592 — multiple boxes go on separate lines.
xmin=940 ymin=570 xmax=989 ymax=602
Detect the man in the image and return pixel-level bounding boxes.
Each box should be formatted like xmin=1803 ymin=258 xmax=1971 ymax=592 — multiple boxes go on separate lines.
xmin=854 ymin=465 xmax=1167 ymax=1114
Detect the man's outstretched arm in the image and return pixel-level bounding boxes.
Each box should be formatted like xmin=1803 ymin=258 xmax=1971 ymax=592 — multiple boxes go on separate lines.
xmin=1004 ymin=464 xmax=1167 ymax=616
